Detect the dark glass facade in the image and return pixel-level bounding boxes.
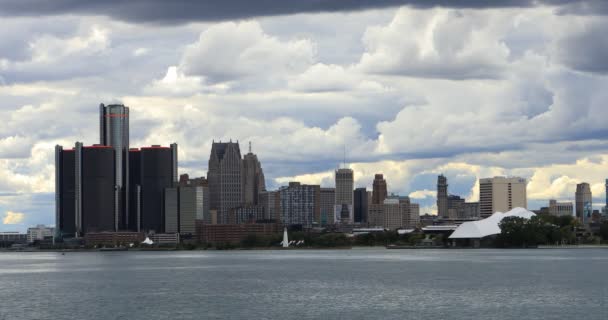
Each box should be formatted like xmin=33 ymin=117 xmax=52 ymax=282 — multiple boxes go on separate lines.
xmin=354 ymin=188 xmax=368 ymax=223
xmin=81 ymin=146 xmax=116 ymax=233
xmin=56 ymin=147 xmax=76 ymax=237
xmin=128 ymin=149 xmax=141 ymax=231
xmin=140 ymin=146 xmax=175 ymax=233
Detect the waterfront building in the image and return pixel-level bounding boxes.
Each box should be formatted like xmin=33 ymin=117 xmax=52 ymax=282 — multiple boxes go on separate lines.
xmin=372 ymin=174 xmax=388 ymax=205
xmin=242 ymin=142 xmax=266 ymax=206
xmin=479 ymin=177 xmax=527 ymax=218
xmin=27 ymin=225 xmax=54 ymax=244
xmin=229 ymin=205 xmax=266 ymax=224
xmin=196 ymin=221 xmax=280 ymax=245
xmin=575 ymin=183 xmax=592 ymax=224
xmin=55 ymin=143 xmax=116 ymax=236
xmin=260 ymin=190 xmax=280 ymax=222
xmin=335 ymin=168 xmax=354 ymax=224
xmin=368 ymin=198 xmax=419 ymax=230
xmin=0 ymin=232 xmax=27 ymax=247
xmin=164 ymin=185 xmax=200 ymax=236
xmin=136 ymin=145 xmax=178 ymax=233
xmin=320 ymin=188 xmax=335 ymax=225
xmin=354 ymin=187 xmax=368 ymax=223
xmin=99 ymin=104 xmax=130 ymax=230
xmin=84 ymin=231 xmax=144 ymax=247
xmin=437 ymin=175 xmax=449 ymax=218
xmin=279 ymin=182 xmax=320 ymax=227
xmin=179 ymin=174 xmax=209 ymax=222
xmin=548 ymin=200 xmax=573 ymax=217
xmin=208 ymin=141 xmax=243 ymax=224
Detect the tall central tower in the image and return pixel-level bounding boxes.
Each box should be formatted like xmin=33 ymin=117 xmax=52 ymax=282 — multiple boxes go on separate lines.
xmin=437 ymin=175 xmax=448 ymax=218
xmin=100 ymin=104 xmax=129 ymax=230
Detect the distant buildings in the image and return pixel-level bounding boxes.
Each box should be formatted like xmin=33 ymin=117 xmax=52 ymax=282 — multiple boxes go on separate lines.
xmin=320 ymin=188 xmax=335 ymax=225
xmin=335 ymin=168 xmax=354 ymax=224
xmin=354 ymin=187 xmax=368 ymax=223
xmin=242 ymin=142 xmax=266 ymax=206
xmin=368 ymin=198 xmax=419 ymax=230
xmin=279 ymin=182 xmax=320 ymax=227
xmin=479 ymin=177 xmax=527 ymax=218
xmin=548 ymin=200 xmax=573 ymax=217
xmin=372 ymin=174 xmax=387 ymax=205
xmin=207 ymin=141 xmax=243 ymax=224
xmin=437 ymin=175 xmax=448 ymax=218
xmin=27 ymin=225 xmax=54 ymax=244
xmin=575 ymin=183 xmax=592 ymax=224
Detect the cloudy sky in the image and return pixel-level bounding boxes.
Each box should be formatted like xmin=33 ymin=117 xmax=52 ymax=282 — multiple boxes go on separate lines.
xmin=2 ymin=0 xmax=608 ymax=231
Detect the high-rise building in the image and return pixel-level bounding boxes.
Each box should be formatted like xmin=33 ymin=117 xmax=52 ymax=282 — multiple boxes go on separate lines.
xmin=354 ymin=188 xmax=368 ymax=223
xmin=208 ymin=141 xmax=243 ymax=224
xmin=548 ymin=200 xmax=573 ymax=217
xmin=99 ymin=104 xmax=130 ymax=230
xmin=335 ymin=168 xmax=354 ymax=224
xmin=372 ymin=174 xmax=388 ymax=205
xmin=138 ymin=144 xmax=178 ymax=233
xmin=56 ymin=143 xmax=117 ymax=236
xmin=437 ymin=175 xmax=448 ymax=218
xmin=368 ymin=198 xmax=418 ymax=230
xmin=279 ymin=182 xmax=320 ymax=227
xmin=242 ymin=142 xmax=266 ymax=206
xmin=479 ymin=177 xmax=527 ymax=218
xmin=164 ymin=185 xmax=200 ymax=236
xmin=260 ymin=190 xmax=280 ymax=222
xmin=320 ymin=188 xmax=335 ymax=225
xmin=575 ymin=183 xmax=592 ymax=224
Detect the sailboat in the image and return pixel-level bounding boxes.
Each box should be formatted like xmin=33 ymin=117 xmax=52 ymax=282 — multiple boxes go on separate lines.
xmin=281 ymin=227 xmax=289 ymax=248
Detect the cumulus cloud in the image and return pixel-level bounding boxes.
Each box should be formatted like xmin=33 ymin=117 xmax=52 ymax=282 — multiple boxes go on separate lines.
xmin=408 ymin=189 xmax=436 ymax=199
xmin=3 ymin=211 xmax=25 ymax=224
xmin=179 ymin=21 xmax=315 ymax=85
xmin=554 ymin=19 xmax=608 ymax=74
xmin=357 ymin=8 xmax=510 ymax=79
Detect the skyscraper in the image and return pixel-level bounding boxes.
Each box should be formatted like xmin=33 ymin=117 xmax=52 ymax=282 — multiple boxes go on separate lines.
xmin=319 ymin=188 xmax=335 ymax=225
xmin=138 ymin=144 xmax=178 ymax=233
xmin=99 ymin=104 xmax=129 ymax=230
xmin=55 ymin=143 xmax=116 ymax=237
xmin=575 ymin=183 xmax=592 ymax=224
xmin=437 ymin=175 xmax=448 ymax=218
xmin=372 ymin=174 xmax=388 ymax=205
xmin=335 ymin=168 xmax=354 ymax=224
xmin=242 ymin=142 xmax=266 ymax=206
xmin=354 ymin=187 xmax=368 ymax=223
xmin=208 ymin=141 xmax=243 ymax=224
xmin=479 ymin=177 xmax=527 ymax=218
xmin=279 ymin=182 xmax=320 ymax=227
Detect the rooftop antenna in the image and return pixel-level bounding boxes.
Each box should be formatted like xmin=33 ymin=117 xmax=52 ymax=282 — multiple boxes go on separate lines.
xmin=343 ymin=144 xmax=347 ymax=169
xmin=249 ymin=141 xmax=252 ymax=153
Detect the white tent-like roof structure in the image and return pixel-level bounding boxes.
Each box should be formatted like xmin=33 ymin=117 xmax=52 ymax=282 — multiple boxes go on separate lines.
xmin=449 ymin=207 xmax=536 ymax=239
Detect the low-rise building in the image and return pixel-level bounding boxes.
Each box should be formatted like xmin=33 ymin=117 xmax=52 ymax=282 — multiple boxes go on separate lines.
xmin=549 ymin=200 xmax=573 ymax=217
xmin=27 ymin=225 xmax=55 ymax=243
xmin=84 ymin=232 xmax=144 ymax=247
xmin=196 ymin=221 xmax=281 ymax=245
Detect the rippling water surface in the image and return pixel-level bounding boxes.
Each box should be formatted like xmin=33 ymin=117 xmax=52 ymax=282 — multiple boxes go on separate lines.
xmin=1 ymin=249 xmax=607 ymax=319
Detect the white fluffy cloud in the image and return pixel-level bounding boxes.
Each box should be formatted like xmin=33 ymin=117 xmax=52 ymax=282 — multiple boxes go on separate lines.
xmin=3 ymin=211 xmax=25 ymax=225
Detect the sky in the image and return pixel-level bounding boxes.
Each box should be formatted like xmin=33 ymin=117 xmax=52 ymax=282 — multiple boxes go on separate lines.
xmin=2 ymin=0 xmax=608 ymax=231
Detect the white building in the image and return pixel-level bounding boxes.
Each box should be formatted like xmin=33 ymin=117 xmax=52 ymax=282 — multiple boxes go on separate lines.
xmin=27 ymin=225 xmax=55 ymax=243
xmin=479 ymin=177 xmax=527 ymax=218
xmin=449 ymin=208 xmax=535 ymax=240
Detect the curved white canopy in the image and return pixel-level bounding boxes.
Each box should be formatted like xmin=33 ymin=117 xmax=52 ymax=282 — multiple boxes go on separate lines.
xmin=449 ymin=207 xmax=536 ymax=239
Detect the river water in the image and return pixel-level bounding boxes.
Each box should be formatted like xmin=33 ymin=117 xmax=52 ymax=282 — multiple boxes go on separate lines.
xmin=0 ymin=248 xmax=606 ymax=319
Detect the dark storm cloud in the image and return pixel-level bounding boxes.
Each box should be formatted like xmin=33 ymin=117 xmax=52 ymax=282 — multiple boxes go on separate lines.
xmin=0 ymin=0 xmax=576 ymax=24
xmin=556 ymin=21 xmax=608 ymax=74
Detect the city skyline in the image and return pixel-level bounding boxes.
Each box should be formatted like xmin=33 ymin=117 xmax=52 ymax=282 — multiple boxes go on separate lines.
xmin=3 ymin=1 xmax=608 ymax=231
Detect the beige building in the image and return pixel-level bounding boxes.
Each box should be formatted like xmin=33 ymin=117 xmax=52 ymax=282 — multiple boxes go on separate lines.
xmin=479 ymin=177 xmax=527 ymax=218
xmin=368 ymin=198 xmax=419 ymax=230
xmin=335 ymin=168 xmax=354 ymax=224
xmin=575 ymin=183 xmax=592 ymax=224
xmin=548 ymin=200 xmax=573 ymax=217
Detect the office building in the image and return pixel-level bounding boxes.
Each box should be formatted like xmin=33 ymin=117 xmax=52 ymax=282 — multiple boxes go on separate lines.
xmin=372 ymin=174 xmax=388 ymax=205
xmin=56 ymin=143 xmax=116 ymax=236
xmin=179 ymin=174 xmax=209 ymax=222
xmin=164 ymin=185 xmax=200 ymax=236
xmin=575 ymin=183 xmax=592 ymax=224
xmin=27 ymin=225 xmax=54 ymax=244
xmin=138 ymin=144 xmax=178 ymax=233
xmin=335 ymin=168 xmax=354 ymax=224
xmin=479 ymin=177 xmax=527 ymax=218
xmin=242 ymin=142 xmax=266 ymax=206
xmin=437 ymin=175 xmax=449 ymax=218
xmin=99 ymin=104 xmax=130 ymax=230
xmin=208 ymin=141 xmax=243 ymax=224
xmin=548 ymin=200 xmax=573 ymax=217
xmin=279 ymin=182 xmax=320 ymax=227
xmin=354 ymin=187 xmax=368 ymax=223
xmin=260 ymin=190 xmax=280 ymax=222
xmin=368 ymin=198 xmax=419 ymax=230
xmin=0 ymin=232 xmax=27 ymax=247
xmin=196 ymin=221 xmax=280 ymax=245
xmin=229 ymin=205 xmax=266 ymax=224
xmin=320 ymin=188 xmax=335 ymax=225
